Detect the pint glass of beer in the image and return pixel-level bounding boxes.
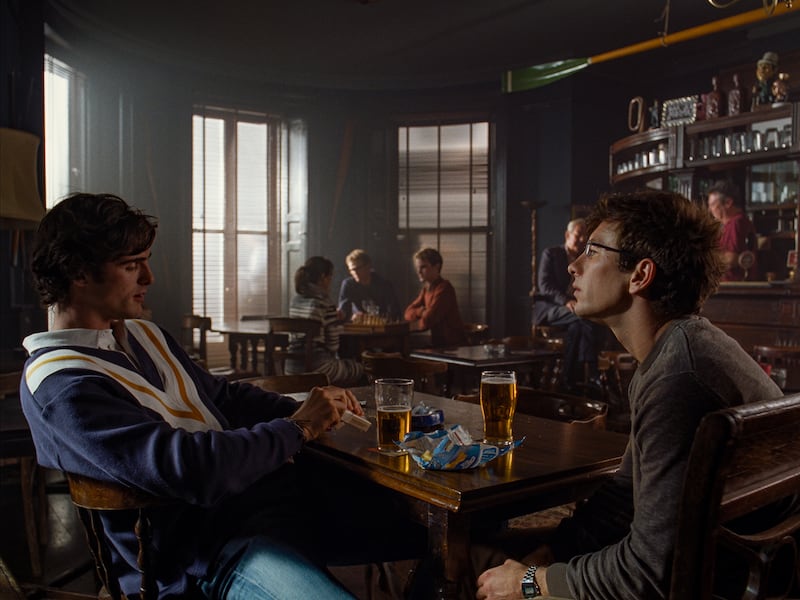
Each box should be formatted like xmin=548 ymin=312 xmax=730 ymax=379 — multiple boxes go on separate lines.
xmin=375 ymin=378 xmax=413 ymax=455
xmin=480 ymin=370 xmax=517 ymax=446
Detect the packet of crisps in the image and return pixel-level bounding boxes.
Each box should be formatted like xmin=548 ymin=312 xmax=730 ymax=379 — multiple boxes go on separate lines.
xmin=397 ymin=424 xmax=524 ymax=470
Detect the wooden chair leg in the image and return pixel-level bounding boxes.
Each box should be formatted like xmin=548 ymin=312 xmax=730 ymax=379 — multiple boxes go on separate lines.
xmin=19 ymin=456 xmax=43 ymax=578
xmin=36 ymin=466 xmax=49 ymax=545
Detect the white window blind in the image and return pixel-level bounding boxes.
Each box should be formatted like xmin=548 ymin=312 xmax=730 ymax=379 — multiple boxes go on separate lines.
xmin=193 ymin=107 xmax=306 ymax=342
xmin=398 ymin=121 xmax=490 ymax=323
xmin=44 ymin=54 xmax=86 ymax=208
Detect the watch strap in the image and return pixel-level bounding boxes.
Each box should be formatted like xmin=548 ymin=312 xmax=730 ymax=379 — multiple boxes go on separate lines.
xmin=521 ymin=564 xmax=542 ymax=598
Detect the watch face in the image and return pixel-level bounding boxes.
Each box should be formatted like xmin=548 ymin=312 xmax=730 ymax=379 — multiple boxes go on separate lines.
xmin=522 ymin=581 xmax=539 ymax=598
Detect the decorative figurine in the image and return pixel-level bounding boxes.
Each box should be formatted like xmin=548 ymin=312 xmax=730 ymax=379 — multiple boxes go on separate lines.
xmin=772 ymin=72 xmax=790 ymax=104
xmin=648 ymin=100 xmax=660 ymax=129
xmin=751 ymin=51 xmax=778 ymax=109
xmin=727 ymin=73 xmax=743 ymax=116
xmin=705 ymin=75 xmax=722 ymax=119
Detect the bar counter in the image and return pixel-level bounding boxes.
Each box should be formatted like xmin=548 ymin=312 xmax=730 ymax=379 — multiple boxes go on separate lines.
xmin=700 ymin=282 xmax=800 ymax=350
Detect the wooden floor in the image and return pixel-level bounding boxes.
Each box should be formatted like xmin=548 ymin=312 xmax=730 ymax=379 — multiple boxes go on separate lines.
xmin=0 ymin=466 xmax=412 ymax=599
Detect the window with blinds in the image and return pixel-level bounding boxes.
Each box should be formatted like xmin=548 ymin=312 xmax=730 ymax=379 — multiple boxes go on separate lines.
xmin=192 ymin=107 xmax=307 ymax=339
xmin=44 ymin=54 xmax=86 ymax=208
xmin=398 ymin=122 xmax=490 ymax=323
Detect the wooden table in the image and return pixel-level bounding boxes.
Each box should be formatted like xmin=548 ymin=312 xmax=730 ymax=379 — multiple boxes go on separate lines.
xmin=214 ymin=319 xmax=414 ymax=372
xmin=212 ymin=320 xmax=272 ymax=374
xmin=304 ymin=388 xmax=628 ymax=597
xmin=339 ymin=321 xmax=411 ymax=358
xmin=410 ymin=346 xmax=560 ymax=393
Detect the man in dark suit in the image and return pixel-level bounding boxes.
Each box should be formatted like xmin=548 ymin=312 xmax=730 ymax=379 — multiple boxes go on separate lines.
xmin=532 ymin=218 xmax=600 ymax=389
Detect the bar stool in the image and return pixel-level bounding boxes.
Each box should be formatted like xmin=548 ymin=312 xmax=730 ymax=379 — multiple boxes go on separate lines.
xmin=753 ymin=345 xmax=800 ymax=392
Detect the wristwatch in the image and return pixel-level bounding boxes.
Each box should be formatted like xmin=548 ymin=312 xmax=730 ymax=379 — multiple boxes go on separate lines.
xmin=521 ymin=565 xmax=542 ymax=598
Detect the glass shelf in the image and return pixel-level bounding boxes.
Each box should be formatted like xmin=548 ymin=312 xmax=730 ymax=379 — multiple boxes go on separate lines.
xmin=609 ymin=128 xmax=674 ymax=184
xmin=683 ymin=105 xmax=794 ymax=166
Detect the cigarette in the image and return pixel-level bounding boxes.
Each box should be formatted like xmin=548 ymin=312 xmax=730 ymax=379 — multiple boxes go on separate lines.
xmin=342 ymin=410 xmax=371 ymax=432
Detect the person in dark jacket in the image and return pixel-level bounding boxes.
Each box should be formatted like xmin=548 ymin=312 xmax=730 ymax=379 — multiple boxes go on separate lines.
xmin=532 ymin=218 xmax=601 ymax=388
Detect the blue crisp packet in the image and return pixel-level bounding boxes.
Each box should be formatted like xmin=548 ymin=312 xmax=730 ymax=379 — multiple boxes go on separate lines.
xmin=397 ymin=425 xmax=524 ymax=470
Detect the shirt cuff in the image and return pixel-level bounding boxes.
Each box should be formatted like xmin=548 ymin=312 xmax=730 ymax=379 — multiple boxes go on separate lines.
xmin=545 ymin=562 xmax=572 ymax=598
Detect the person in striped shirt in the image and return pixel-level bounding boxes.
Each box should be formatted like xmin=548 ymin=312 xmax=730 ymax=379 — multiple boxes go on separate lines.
xmin=288 ymin=256 xmax=366 ymax=386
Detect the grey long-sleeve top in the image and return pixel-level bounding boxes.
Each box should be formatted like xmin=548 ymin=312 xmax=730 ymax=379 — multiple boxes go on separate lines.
xmin=546 ymin=316 xmax=782 ymax=600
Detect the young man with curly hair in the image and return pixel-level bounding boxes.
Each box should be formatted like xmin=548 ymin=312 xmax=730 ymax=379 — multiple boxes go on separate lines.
xmin=473 ymin=190 xmax=784 ymax=600
xmin=20 ymin=193 xmax=368 ymax=599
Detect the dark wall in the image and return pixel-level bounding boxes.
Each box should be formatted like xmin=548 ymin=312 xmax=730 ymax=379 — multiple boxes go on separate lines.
xmin=3 ymin=2 xmax=798 ymax=357
xmin=1 ymin=0 xmax=46 ymax=371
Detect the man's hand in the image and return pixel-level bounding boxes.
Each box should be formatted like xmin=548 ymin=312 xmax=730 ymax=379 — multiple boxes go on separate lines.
xmin=290 ymin=386 xmax=362 ymax=441
xmin=476 ymin=559 xmax=528 ymax=600
xmin=476 ymin=560 xmax=550 ymax=600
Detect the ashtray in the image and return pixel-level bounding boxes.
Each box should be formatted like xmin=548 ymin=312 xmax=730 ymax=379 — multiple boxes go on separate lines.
xmin=411 ymin=402 xmax=444 ymax=433
xmin=483 ymin=343 xmax=507 ymax=356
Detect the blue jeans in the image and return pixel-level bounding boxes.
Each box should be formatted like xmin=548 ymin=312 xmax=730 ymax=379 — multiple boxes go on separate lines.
xmin=198 ymin=536 xmax=356 ymax=600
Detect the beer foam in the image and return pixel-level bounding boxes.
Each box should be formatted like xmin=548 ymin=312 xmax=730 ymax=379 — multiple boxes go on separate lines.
xmin=482 ymin=377 xmax=515 ymax=385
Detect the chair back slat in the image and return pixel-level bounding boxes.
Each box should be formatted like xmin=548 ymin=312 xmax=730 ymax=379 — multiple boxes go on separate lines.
xmin=267 ymin=318 xmax=321 ymax=375
xmin=669 ymin=393 xmax=800 ymax=600
xmin=66 ymin=473 xmax=170 ymax=600
xmin=361 ymin=351 xmax=447 ymax=394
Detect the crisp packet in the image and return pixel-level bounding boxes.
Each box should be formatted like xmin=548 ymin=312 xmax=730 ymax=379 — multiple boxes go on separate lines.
xmin=397 ymin=424 xmax=524 ymax=470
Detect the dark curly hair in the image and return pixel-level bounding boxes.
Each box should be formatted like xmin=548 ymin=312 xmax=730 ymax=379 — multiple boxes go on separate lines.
xmin=294 ymin=256 xmax=334 ymax=295
xmin=584 ymin=190 xmax=724 ymax=319
xmin=31 ymin=193 xmax=158 ymax=306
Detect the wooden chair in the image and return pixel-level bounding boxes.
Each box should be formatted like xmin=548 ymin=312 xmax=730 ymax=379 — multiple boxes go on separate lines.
xmin=530 ymin=324 xmax=568 ymax=389
xmin=181 ymin=314 xmax=260 ymax=380
xmin=0 ymin=555 xmax=96 ymax=600
xmin=753 ymin=345 xmax=800 ymax=392
xmin=0 ymin=374 xmax=48 ymax=580
xmin=267 ymin=317 xmax=321 ymax=375
xmin=238 ymin=373 xmax=329 ymax=394
xmin=66 ymin=473 xmax=171 ymax=600
xmin=361 ymin=350 xmax=447 ymax=394
xmin=668 ymin=393 xmax=800 ymax=600
xmin=180 ymin=314 xmax=211 ymax=368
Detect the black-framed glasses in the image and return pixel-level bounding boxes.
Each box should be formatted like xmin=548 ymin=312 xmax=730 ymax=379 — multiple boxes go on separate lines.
xmin=583 ymin=240 xmax=628 ymax=257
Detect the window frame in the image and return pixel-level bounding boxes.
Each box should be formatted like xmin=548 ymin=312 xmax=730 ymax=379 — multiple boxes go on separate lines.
xmin=192 ymin=106 xmax=301 ymax=331
xmin=396 ymin=117 xmax=492 ymax=324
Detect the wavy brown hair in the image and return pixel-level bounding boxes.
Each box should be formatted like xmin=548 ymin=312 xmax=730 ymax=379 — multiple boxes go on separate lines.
xmin=31 ymin=193 xmax=157 ymax=306
xmin=585 ymin=190 xmax=724 ymax=319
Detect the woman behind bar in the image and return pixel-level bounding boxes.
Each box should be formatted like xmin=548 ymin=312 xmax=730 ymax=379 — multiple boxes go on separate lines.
xmin=288 ymin=256 xmax=365 ymax=386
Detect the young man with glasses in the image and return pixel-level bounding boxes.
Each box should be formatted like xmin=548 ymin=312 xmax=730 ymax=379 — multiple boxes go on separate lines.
xmin=473 ymin=190 xmax=784 ymax=600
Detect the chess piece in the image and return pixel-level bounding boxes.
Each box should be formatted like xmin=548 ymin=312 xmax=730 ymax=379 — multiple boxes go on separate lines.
xmin=752 ymin=51 xmax=778 ymax=109
xmin=772 ymin=72 xmax=790 ymax=104
xmin=727 ymin=73 xmax=743 ymax=116
xmin=705 ymin=76 xmax=722 ymax=119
